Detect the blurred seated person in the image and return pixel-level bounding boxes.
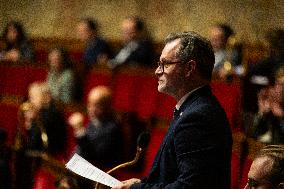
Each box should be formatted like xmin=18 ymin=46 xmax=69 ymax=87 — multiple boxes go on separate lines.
xmin=68 ymin=86 xmax=123 ymax=169
xmin=248 ymin=28 xmax=284 ymax=84
xmin=47 ymin=47 xmax=75 ymax=104
xmin=20 ymin=81 xmax=67 ymax=156
xmin=0 ymin=21 xmax=34 ymax=62
xmin=244 ymin=145 xmax=284 ymax=189
xmin=209 ymin=23 xmax=242 ymax=79
xmin=108 ymin=16 xmax=154 ymax=68
xmin=244 ymin=29 xmax=284 ymax=113
xmin=252 ymin=66 xmax=284 ymax=144
xmin=77 ymin=18 xmax=112 ymax=69
xmin=0 ymin=128 xmax=11 ymax=189
xmin=18 ymin=82 xmax=68 ymax=189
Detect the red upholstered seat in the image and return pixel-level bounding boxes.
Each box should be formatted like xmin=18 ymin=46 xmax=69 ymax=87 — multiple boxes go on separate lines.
xmin=33 ymin=168 xmax=56 ymax=189
xmin=0 ymin=103 xmax=19 ymax=145
xmin=211 ymin=81 xmax=242 ymax=132
xmin=112 ymin=72 xmax=143 ymax=112
xmin=0 ymin=66 xmax=31 ymax=96
xmin=83 ymin=70 xmax=112 ymax=103
xmin=70 ymin=51 xmax=83 ymax=63
xmin=0 ymin=65 xmax=47 ymax=96
xmin=238 ymin=157 xmax=252 ymax=189
xmin=142 ymin=127 xmax=167 ymax=176
xmin=28 ymin=66 xmax=48 ymax=83
xmin=231 ymin=152 xmax=241 ymax=189
xmin=135 ymin=75 xmax=159 ymax=119
xmin=34 ymin=49 xmax=48 ymax=64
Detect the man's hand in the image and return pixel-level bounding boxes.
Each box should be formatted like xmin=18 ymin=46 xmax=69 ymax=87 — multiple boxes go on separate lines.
xmin=68 ymin=112 xmax=84 ymax=131
xmin=112 ymin=178 xmax=141 ymax=189
xmin=5 ymin=49 xmax=20 ymax=62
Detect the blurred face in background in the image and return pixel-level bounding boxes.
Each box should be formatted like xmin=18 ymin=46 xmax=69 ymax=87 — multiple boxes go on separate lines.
xmin=29 ymin=86 xmax=44 ymax=111
xmin=87 ymin=92 xmax=106 ymax=121
xmin=48 ymin=49 xmax=62 ymax=72
xmin=209 ymin=26 xmax=225 ymax=51
xmin=28 ymin=83 xmax=51 ymax=110
xmin=7 ymin=25 xmax=18 ymax=43
xmin=121 ymin=19 xmax=137 ymax=44
xmin=87 ymin=87 xmax=112 ymax=121
xmin=77 ymin=22 xmax=93 ymax=42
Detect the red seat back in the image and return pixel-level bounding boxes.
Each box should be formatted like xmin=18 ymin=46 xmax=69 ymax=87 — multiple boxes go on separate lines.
xmin=0 ymin=103 xmax=19 ymax=145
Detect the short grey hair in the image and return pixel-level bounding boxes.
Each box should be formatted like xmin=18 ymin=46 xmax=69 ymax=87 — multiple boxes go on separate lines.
xmin=165 ymin=31 xmax=215 ymax=80
xmin=256 ymin=145 xmax=284 ymax=185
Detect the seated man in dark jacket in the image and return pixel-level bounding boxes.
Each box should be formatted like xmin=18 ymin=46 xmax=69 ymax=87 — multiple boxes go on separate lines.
xmin=68 ymin=86 xmax=123 ymax=169
xmin=77 ymin=18 xmax=113 ymax=68
xmin=108 ymin=16 xmax=154 ymax=68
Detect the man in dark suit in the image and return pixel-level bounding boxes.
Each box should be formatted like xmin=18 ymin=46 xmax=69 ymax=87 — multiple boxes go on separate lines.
xmin=113 ymin=31 xmax=232 ymax=189
xmin=68 ymin=86 xmax=123 ymax=168
xmin=77 ymin=18 xmax=113 ymax=68
xmin=108 ymin=16 xmax=154 ymax=68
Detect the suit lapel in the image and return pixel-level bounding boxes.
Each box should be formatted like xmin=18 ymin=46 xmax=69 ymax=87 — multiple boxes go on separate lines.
xmin=147 ymin=85 xmax=212 ymax=178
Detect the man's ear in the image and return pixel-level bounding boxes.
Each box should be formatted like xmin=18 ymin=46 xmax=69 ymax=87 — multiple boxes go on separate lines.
xmin=278 ymin=183 xmax=284 ymax=189
xmin=185 ymin=60 xmax=196 ymax=77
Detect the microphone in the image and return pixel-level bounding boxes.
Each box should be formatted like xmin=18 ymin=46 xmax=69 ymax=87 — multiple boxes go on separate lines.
xmin=106 ymin=131 xmax=150 ymax=174
xmin=137 ymin=131 xmax=150 ymax=150
xmin=95 ymin=132 xmax=151 ymax=189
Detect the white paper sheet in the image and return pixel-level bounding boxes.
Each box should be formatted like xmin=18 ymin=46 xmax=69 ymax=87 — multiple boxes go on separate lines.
xmin=65 ymin=153 xmax=122 ymax=187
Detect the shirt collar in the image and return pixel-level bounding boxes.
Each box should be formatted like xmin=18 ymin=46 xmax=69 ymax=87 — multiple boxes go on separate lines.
xmin=91 ymin=118 xmax=102 ymax=128
xmin=175 ymin=85 xmax=205 ymax=110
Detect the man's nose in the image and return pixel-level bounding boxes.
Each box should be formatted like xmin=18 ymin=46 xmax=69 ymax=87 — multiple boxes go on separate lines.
xmin=155 ymin=66 xmax=163 ymax=76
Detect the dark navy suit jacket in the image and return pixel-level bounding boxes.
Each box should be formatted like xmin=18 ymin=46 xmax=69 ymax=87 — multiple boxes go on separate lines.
xmin=76 ymin=118 xmax=123 ymax=168
xmin=131 ymin=85 xmax=232 ymax=189
xmin=82 ymin=37 xmax=112 ymax=67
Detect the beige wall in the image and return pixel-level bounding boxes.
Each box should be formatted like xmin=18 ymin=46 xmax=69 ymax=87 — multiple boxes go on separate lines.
xmin=0 ymin=0 xmax=283 ymax=42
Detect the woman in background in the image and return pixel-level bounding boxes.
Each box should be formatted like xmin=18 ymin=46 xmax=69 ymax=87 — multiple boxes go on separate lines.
xmin=1 ymin=21 xmax=34 ymax=62
xmin=47 ymin=47 xmax=75 ymax=104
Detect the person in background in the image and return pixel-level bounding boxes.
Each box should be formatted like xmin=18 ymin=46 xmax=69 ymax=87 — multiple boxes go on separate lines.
xmin=14 ymin=82 xmax=67 ymax=189
xmin=108 ymin=16 xmax=154 ymax=68
xmin=77 ymin=18 xmax=112 ymax=68
xmin=113 ymin=31 xmax=232 ymax=189
xmin=0 ymin=21 xmax=34 ymax=62
xmin=68 ymin=86 xmax=123 ymax=169
xmin=252 ymin=65 xmax=284 ymax=144
xmin=243 ymin=29 xmax=284 ymax=114
xmin=23 ymin=82 xmax=67 ymax=155
xmin=209 ymin=23 xmax=242 ymax=79
xmin=244 ymin=145 xmax=284 ymax=189
xmin=248 ymin=29 xmax=284 ymax=84
xmin=47 ymin=47 xmax=75 ymax=104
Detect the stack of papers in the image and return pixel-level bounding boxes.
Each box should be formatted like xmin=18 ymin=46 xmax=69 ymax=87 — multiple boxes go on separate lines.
xmin=66 ymin=153 xmax=122 ymax=188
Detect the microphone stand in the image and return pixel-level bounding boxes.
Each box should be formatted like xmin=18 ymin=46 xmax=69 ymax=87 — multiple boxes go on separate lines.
xmin=94 ymin=131 xmax=150 ymax=189
xmin=107 ymin=147 xmax=143 ymax=174
xmin=94 ymin=147 xmax=143 ymax=189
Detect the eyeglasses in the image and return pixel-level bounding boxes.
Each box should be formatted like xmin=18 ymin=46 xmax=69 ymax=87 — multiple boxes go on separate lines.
xmin=156 ymin=60 xmax=182 ymax=73
xmin=246 ymin=178 xmax=277 ymax=189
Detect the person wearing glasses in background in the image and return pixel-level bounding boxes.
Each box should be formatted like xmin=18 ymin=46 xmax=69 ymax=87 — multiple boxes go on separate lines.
xmin=245 ymin=145 xmax=284 ymax=189
xmin=113 ymin=31 xmax=232 ymax=189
